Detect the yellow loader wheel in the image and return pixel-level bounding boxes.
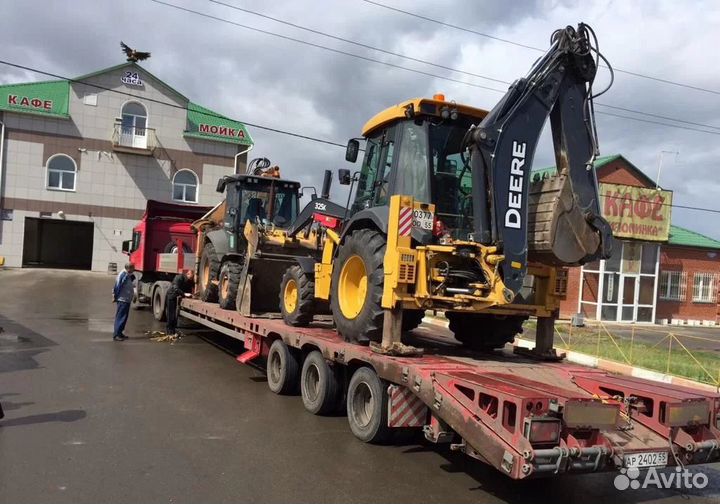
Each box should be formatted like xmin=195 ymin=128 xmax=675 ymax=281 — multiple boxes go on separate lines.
xmin=199 ymin=242 xmax=220 ymax=302
xmin=330 ymin=229 xmax=385 ymax=344
xmin=280 ymin=264 xmax=315 ymax=327
xmin=218 ymin=260 xmax=242 ymax=310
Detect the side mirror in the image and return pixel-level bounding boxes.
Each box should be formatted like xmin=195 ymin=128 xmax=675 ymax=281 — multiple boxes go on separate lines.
xmin=345 ymin=139 xmax=360 ymax=163
xmin=216 ymin=177 xmax=227 ymax=193
xmin=121 ymin=239 xmax=131 ymax=254
xmin=338 ymin=168 xmax=351 ymax=185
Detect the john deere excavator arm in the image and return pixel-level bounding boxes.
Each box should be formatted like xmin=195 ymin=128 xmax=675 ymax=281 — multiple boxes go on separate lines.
xmin=468 ymin=23 xmax=614 ymax=297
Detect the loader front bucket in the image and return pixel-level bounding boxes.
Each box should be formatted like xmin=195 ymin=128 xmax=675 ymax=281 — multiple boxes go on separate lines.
xmin=528 ymin=173 xmax=612 ymax=265
xmin=236 ymin=256 xmax=293 ymax=317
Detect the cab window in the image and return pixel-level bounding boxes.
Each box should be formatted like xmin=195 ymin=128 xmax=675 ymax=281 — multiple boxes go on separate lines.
xmin=396 ymin=120 xmax=430 ymax=203
xmin=131 ymin=230 xmax=141 ymax=252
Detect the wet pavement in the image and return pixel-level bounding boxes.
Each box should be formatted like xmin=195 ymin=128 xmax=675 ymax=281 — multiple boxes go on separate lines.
xmin=1 ymin=268 xmax=719 ymax=504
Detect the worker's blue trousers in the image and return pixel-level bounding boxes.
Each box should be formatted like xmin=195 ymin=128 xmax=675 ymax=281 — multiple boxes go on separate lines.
xmin=113 ymin=302 xmax=131 ymax=338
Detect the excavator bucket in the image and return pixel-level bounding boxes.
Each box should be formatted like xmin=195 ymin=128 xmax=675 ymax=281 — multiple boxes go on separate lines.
xmin=235 ymin=220 xmax=295 ymax=317
xmin=235 ymin=256 xmax=289 ymax=317
xmin=528 ymin=173 xmax=602 ymax=265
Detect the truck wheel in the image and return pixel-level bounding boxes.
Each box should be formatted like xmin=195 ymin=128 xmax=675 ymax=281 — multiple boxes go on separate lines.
xmin=447 ymin=313 xmax=527 ymax=351
xmin=301 ymin=351 xmax=342 ymax=415
xmin=280 ymin=265 xmax=315 ymax=327
xmin=218 ymin=260 xmax=242 ymax=310
xmin=347 ymin=367 xmax=391 ymax=443
xmin=266 ymin=339 xmax=300 ymax=395
xmin=330 ymin=229 xmax=385 ymax=344
xmin=164 ymin=241 xmax=192 ymax=254
xmin=402 ymin=309 xmax=425 ymax=332
xmin=152 ymin=287 xmax=166 ymax=321
xmin=199 ymin=242 xmax=220 ymax=302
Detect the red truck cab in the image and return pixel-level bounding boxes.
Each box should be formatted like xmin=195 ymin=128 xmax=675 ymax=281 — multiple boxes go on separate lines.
xmin=122 ymin=200 xmax=211 ymax=320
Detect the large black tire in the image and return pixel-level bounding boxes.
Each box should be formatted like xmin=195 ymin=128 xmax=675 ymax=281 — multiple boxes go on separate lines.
xmin=402 ymin=309 xmax=425 ymax=332
xmin=266 ymin=339 xmax=300 ymax=395
xmin=199 ymin=243 xmax=220 ymax=302
xmin=163 ymin=241 xmax=192 ymax=254
xmin=347 ymin=367 xmax=391 ymax=444
xmin=447 ymin=313 xmax=528 ymax=351
xmin=330 ymin=229 xmax=386 ymax=344
xmin=218 ymin=260 xmax=242 ymax=310
xmin=280 ymin=265 xmax=315 ymax=327
xmin=300 ymin=351 xmax=342 ymax=415
xmin=152 ymin=286 xmax=166 ymax=322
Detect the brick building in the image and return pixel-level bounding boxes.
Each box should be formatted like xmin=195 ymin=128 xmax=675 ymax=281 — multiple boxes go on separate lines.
xmin=0 ymin=62 xmax=253 ymax=271
xmin=535 ymin=155 xmax=720 ymax=325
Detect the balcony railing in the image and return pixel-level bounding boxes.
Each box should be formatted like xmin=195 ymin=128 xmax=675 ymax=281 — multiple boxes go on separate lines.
xmin=111 ymin=122 xmax=157 ymax=154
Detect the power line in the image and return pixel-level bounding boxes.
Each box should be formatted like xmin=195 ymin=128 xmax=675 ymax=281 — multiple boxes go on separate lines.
xmin=361 ymin=0 xmax=720 ymax=97
xmin=210 ymin=0 xmax=720 ymax=132
xmin=153 ymin=0 xmax=720 ymax=136
xmin=150 ymin=0 xmax=501 ymax=94
xmin=2 ymin=62 xmax=719 ymax=217
xmin=0 ymin=60 xmax=348 ymax=149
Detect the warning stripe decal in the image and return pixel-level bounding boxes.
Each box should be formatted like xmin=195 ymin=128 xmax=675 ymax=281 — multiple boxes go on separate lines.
xmin=388 ymin=385 xmax=428 ymax=427
xmin=398 ymin=207 xmax=413 ymax=236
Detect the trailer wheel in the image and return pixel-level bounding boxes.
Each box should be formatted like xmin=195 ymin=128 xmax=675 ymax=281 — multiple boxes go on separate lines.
xmin=266 ymin=339 xmax=300 ymax=395
xmin=330 ymin=229 xmax=385 ymax=344
xmin=300 ymin=351 xmax=342 ymax=415
xmin=199 ymin=242 xmax=220 ymax=302
xmin=152 ymin=287 xmax=166 ymax=321
xmin=218 ymin=260 xmax=242 ymax=310
xmin=447 ymin=313 xmax=528 ymax=351
xmin=402 ymin=309 xmax=425 ymax=332
xmin=280 ymin=265 xmax=315 ymax=327
xmin=347 ymin=367 xmax=391 ymax=443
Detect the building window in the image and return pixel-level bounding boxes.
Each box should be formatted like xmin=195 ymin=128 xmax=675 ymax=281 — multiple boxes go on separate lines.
xmin=120 ymin=101 xmax=148 ymax=149
xmin=692 ymin=272 xmax=718 ymax=304
xmin=659 ymin=271 xmax=687 ymax=301
xmin=46 ymin=154 xmax=77 ymax=191
xmin=172 ymin=170 xmax=198 ymax=203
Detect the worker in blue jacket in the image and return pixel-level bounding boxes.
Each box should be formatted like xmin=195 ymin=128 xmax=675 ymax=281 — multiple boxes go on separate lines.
xmin=112 ymin=262 xmax=136 ymax=342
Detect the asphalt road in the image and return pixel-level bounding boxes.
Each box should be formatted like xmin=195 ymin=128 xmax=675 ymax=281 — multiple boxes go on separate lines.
xmin=1 ymin=269 xmax=719 ymax=504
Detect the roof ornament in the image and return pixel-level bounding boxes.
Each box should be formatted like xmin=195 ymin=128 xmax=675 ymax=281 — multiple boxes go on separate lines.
xmin=120 ymin=42 xmax=151 ymax=62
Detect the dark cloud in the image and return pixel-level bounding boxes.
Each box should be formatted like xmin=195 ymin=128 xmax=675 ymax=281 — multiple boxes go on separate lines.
xmin=1 ymin=0 xmax=718 ymax=236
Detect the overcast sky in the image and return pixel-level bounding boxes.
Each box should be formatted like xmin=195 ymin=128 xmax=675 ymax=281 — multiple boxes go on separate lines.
xmin=2 ymin=0 xmax=719 ymax=238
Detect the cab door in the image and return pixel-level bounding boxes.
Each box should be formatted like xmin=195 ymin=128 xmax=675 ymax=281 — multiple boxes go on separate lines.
xmin=351 ymin=126 xmax=397 ymax=214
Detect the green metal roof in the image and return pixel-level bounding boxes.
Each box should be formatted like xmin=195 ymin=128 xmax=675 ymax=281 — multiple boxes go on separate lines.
xmin=184 ymin=102 xmax=253 ymax=146
xmin=1 ymin=63 xmax=253 ymax=146
xmin=531 ymin=154 xmax=623 ymax=181
xmin=668 ymin=225 xmax=720 ymax=250
xmin=0 ymin=79 xmax=70 ymax=118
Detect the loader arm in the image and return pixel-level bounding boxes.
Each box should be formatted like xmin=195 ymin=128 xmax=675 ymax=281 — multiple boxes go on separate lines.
xmin=469 ymin=23 xmax=614 ymax=296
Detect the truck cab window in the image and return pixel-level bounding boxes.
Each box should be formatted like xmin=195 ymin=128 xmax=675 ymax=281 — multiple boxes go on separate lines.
xmin=131 ymin=230 xmax=141 ymax=252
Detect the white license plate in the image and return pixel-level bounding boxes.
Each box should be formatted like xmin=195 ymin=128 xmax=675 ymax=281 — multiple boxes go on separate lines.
xmin=412 ymin=209 xmax=433 ymax=231
xmin=624 ymin=451 xmax=668 ymax=468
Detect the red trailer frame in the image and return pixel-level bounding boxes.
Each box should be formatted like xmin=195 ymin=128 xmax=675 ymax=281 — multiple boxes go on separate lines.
xmin=179 ymin=298 xmax=720 ymax=479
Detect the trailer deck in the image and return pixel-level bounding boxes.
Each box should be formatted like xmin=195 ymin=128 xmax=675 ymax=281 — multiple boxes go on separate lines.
xmin=180 ymin=298 xmax=720 ymax=479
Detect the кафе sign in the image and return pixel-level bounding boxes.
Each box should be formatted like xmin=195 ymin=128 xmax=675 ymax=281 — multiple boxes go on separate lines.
xmin=600 ymin=182 xmax=672 ymax=241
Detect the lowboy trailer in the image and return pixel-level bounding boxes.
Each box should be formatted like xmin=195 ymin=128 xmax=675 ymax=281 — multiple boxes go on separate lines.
xmin=179 ymin=297 xmax=720 ymax=479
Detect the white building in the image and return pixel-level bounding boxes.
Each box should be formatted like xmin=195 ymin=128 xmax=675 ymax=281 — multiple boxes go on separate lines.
xmin=0 ymin=62 xmax=252 ymax=271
